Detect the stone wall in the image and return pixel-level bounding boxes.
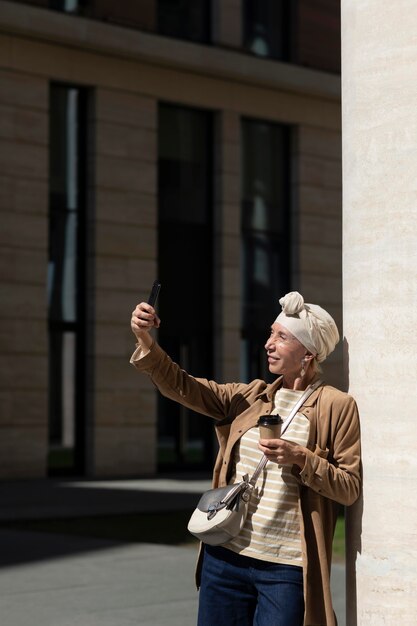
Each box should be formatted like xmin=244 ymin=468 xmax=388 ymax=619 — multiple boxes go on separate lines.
xmin=213 ymin=111 xmax=241 ymax=382
xmin=0 ymin=69 xmax=49 ymax=477
xmin=93 ymin=88 xmax=158 ymax=475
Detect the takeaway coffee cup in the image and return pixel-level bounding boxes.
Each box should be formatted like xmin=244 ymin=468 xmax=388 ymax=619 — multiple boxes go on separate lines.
xmin=257 ymin=415 xmax=283 ymax=440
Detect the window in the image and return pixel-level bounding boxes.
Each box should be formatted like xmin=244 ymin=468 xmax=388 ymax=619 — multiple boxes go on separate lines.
xmin=49 ymin=0 xmax=89 ymax=13
xmin=242 ymin=0 xmax=292 ymax=61
xmin=158 ymin=0 xmax=211 ymax=44
xmin=3 ymin=1 xmax=89 ymax=15
xmin=158 ymin=103 xmax=214 ymax=470
xmin=241 ymin=119 xmax=291 ymax=382
xmin=48 ymin=84 xmax=90 ymax=475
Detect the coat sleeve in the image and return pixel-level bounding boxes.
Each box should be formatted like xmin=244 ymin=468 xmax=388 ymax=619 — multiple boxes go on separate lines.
xmin=298 ymin=393 xmax=361 ymax=506
xmin=130 ymin=340 xmax=247 ymax=421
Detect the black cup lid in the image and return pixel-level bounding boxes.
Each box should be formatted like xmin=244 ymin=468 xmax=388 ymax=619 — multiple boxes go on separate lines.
xmin=257 ymin=415 xmax=283 ymax=426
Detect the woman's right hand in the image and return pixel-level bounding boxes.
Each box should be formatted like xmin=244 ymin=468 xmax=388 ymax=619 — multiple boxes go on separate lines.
xmin=131 ymin=302 xmax=161 ymax=341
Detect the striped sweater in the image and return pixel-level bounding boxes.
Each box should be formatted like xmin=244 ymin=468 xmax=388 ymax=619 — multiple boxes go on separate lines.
xmin=224 ymin=387 xmax=310 ymax=565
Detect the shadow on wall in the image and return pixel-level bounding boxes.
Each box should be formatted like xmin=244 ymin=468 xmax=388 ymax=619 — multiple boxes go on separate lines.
xmin=345 ymin=491 xmax=363 ymax=626
xmin=343 ymin=336 xmax=350 ymax=391
xmin=343 ymin=335 xmax=363 ymax=626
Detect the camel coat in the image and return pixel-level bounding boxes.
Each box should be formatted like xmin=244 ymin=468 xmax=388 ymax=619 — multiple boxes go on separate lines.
xmin=131 ymin=341 xmax=361 ymax=626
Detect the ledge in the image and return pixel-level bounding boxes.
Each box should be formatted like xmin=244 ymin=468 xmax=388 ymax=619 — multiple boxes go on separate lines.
xmin=0 ymin=1 xmax=340 ymax=101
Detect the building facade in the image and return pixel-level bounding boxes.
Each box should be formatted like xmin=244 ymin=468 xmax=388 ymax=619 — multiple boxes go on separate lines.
xmin=0 ymin=0 xmax=342 ymax=479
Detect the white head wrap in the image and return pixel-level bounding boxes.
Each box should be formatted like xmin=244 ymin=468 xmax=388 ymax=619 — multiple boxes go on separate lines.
xmin=275 ymin=291 xmax=339 ymax=362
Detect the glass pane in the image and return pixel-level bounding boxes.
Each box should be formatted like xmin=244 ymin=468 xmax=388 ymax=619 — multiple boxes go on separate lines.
xmin=49 ymin=0 xmax=88 ymax=13
xmin=50 ymin=87 xmax=79 ymax=212
xmin=241 ymin=121 xmax=288 ymax=233
xmin=48 ymin=86 xmax=80 ymax=324
xmin=241 ymin=118 xmax=290 ymax=383
xmin=48 ymin=331 xmax=75 ymax=447
xmin=240 ymin=336 xmax=271 ymax=384
xmin=158 ymin=103 xmax=214 ymax=470
xmin=48 ymin=83 xmax=88 ymax=476
xmin=241 ymin=232 xmax=288 ymax=331
xmin=48 ymin=209 xmax=77 ymax=323
xmin=159 ymin=105 xmax=211 ymax=225
xmin=243 ymin=0 xmax=290 ymax=61
xmin=158 ymin=0 xmax=211 ymax=43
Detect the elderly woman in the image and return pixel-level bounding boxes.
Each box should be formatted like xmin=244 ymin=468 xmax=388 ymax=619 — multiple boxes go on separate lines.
xmin=130 ymin=291 xmax=361 ymax=626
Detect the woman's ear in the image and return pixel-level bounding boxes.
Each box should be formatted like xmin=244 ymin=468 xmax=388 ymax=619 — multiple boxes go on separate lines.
xmin=303 ymin=352 xmax=315 ymax=364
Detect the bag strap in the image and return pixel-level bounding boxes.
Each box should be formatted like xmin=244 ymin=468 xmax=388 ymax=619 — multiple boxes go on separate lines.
xmin=248 ymin=378 xmax=323 ymax=487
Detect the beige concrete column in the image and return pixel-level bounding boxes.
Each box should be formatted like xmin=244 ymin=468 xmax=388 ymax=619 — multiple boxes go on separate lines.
xmin=342 ymin=2 xmax=417 ymax=624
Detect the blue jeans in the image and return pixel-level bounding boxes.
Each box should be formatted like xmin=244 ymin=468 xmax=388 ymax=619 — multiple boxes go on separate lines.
xmin=197 ymin=545 xmax=304 ymax=626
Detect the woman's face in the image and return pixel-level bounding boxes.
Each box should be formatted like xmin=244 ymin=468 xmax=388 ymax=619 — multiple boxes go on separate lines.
xmin=264 ymin=322 xmax=309 ymax=381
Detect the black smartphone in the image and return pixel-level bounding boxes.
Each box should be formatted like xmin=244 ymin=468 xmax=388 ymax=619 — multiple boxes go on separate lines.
xmin=147 ymin=280 xmax=161 ymax=307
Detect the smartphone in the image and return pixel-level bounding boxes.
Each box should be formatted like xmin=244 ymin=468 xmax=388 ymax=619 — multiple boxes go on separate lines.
xmin=147 ymin=280 xmax=161 ymax=307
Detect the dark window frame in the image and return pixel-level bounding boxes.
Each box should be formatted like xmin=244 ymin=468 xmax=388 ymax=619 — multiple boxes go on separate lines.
xmin=48 ymin=82 xmax=90 ymax=476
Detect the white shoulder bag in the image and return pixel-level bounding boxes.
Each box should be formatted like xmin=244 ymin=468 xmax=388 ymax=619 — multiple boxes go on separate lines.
xmin=187 ymin=379 xmax=322 ymax=545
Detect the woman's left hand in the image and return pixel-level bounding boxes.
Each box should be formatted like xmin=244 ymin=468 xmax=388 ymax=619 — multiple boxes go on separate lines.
xmin=258 ymin=438 xmax=307 ymax=469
